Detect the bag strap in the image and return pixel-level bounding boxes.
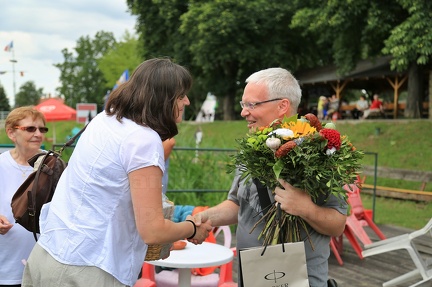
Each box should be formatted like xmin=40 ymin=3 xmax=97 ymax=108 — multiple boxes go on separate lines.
xmin=253 ymin=178 xmax=286 ymax=255
xmin=57 ymin=124 xmax=88 ymax=154
xmin=29 ymin=152 xmax=52 ymax=241
xmin=252 ymin=178 xmax=272 ymax=215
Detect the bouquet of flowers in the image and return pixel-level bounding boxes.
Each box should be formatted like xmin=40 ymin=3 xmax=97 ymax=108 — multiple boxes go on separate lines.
xmin=227 ymin=113 xmax=364 ymax=246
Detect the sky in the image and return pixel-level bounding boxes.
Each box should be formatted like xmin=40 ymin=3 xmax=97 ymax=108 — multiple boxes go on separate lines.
xmin=0 ymin=0 xmax=137 ymax=107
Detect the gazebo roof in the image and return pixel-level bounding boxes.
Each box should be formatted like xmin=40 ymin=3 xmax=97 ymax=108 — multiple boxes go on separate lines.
xmin=296 ymin=56 xmax=405 ymax=86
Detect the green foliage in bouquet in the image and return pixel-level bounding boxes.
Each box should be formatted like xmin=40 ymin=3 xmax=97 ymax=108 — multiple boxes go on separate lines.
xmin=227 ymin=114 xmax=364 ymax=245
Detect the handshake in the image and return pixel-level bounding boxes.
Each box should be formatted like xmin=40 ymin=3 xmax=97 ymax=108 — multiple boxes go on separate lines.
xmin=185 ymin=212 xmax=212 ymax=245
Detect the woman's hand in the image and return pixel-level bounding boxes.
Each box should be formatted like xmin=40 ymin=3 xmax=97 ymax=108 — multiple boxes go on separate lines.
xmin=186 ymin=215 xmax=212 ymax=245
xmin=0 ymin=215 xmax=13 ymax=235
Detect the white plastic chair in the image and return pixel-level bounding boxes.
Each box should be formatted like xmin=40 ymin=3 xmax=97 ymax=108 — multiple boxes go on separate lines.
xmin=362 ymin=218 xmax=432 ymax=287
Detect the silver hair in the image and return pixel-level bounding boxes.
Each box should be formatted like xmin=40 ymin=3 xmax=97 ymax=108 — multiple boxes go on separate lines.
xmin=246 ymin=67 xmax=302 ymax=114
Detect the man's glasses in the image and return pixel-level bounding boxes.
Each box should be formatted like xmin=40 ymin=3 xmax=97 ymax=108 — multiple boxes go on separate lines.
xmin=239 ymin=98 xmax=283 ymax=110
xmin=14 ymin=126 xmax=49 ymax=133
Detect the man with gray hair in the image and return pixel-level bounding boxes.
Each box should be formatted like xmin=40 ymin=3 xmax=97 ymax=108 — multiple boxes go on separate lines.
xmin=194 ymin=67 xmax=346 ymax=287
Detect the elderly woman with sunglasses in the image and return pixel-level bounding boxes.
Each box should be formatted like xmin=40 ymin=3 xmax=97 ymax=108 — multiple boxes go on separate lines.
xmin=0 ymin=106 xmax=48 ymax=287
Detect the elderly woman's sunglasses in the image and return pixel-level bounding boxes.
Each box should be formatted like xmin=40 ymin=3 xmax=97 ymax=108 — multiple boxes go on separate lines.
xmin=14 ymin=126 xmax=49 ymax=133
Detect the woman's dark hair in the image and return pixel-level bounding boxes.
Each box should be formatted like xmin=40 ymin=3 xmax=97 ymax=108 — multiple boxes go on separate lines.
xmin=105 ymin=58 xmax=192 ymax=141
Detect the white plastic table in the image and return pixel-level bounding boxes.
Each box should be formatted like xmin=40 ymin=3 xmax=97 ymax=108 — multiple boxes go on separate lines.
xmin=147 ymin=241 xmax=233 ymax=287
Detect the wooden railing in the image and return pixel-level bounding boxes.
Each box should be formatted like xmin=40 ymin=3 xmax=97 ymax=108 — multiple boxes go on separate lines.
xmin=361 ymin=165 xmax=432 ymax=201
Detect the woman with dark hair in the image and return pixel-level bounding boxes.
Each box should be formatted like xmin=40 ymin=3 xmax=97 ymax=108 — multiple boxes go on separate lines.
xmin=22 ymin=58 xmax=212 ymax=287
xmin=0 ymin=106 xmax=47 ymax=287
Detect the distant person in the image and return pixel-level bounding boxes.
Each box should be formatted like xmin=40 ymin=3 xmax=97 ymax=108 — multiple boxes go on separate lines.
xmin=22 ymin=58 xmax=212 ymax=287
xmin=162 ymin=137 xmax=176 ymax=194
xmin=325 ymin=94 xmax=340 ymax=120
xmin=352 ymin=95 xmax=369 ymax=119
xmin=0 ymin=106 xmax=48 ymax=287
xmin=317 ymin=96 xmax=328 ymax=120
xmin=362 ymin=94 xmax=384 ymax=119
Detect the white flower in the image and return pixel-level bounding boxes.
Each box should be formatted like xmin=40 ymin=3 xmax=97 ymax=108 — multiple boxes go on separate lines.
xmin=270 ymin=128 xmax=294 ymax=138
xmin=266 ymin=137 xmax=281 ymax=151
xmin=326 ymin=147 xmax=337 ymax=155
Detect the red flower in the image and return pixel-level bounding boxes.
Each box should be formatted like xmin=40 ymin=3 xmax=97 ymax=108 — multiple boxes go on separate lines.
xmin=319 ymin=128 xmax=341 ymax=150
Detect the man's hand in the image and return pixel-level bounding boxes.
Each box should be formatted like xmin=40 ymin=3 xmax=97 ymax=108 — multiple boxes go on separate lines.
xmin=273 ymin=179 xmax=313 ymax=217
xmin=191 ymin=211 xmax=209 ymax=226
xmin=274 ymin=179 xmax=347 ymax=236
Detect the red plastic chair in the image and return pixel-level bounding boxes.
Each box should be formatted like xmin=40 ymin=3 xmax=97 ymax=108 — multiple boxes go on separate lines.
xmin=345 ymin=182 xmax=386 ymax=241
xmin=218 ymin=248 xmax=237 ymax=287
xmin=331 ymin=176 xmax=387 ymax=263
xmin=134 ymin=264 xmax=156 ymax=287
xmin=344 ymin=177 xmax=386 ymax=257
xmin=135 ymin=264 xmax=157 ymax=287
xmin=133 ymin=279 xmax=155 ymax=287
xmin=330 ymin=236 xmax=344 ymax=265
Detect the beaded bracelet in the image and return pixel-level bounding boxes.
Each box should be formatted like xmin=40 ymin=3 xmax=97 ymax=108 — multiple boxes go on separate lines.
xmin=185 ymin=220 xmax=197 ymax=239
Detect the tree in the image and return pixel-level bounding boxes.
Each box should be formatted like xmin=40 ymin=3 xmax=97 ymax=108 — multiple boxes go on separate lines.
xmin=127 ymin=0 xmax=322 ymax=120
xmin=383 ymin=0 xmax=432 ymax=72
xmin=0 ymin=84 xmax=11 ymax=111
xmin=55 ymin=31 xmax=117 ymax=110
xmin=14 ymin=81 xmax=43 ymax=107
xmin=127 ymin=0 xmax=188 ymax=60
xmin=128 ymin=0 xmax=431 ymax=119
xmin=382 ymin=0 xmax=432 ymax=118
xmin=126 ymin=0 xmax=205 ymax=119
xmin=291 ymin=0 xmax=432 ymax=118
xmin=98 ymin=32 xmax=142 ymax=89
xmin=291 ymin=0 xmax=403 ymax=73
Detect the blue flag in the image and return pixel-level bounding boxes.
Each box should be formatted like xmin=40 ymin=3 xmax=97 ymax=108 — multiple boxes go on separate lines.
xmin=112 ymin=69 xmax=129 ymax=90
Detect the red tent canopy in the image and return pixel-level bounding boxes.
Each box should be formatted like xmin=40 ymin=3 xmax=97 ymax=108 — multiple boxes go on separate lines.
xmin=34 ymin=98 xmax=77 ymax=143
xmin=35 ymin=98 xmax=76 ymax=122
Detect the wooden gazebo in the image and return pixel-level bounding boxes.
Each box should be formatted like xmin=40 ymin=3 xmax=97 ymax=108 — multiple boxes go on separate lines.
xmin=296 ymin=56 xmax=408 ymax=119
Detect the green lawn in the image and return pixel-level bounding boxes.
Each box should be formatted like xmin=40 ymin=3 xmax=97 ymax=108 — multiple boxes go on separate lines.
xmin=1 ymin=118 xmax=431 ymax=229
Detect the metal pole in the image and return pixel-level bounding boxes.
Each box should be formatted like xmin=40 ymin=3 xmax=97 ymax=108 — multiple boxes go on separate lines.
xmin=193 ymin=128 xmax=203 ymax=163
xmin=10 ymin=48 xmax=17 ymax=105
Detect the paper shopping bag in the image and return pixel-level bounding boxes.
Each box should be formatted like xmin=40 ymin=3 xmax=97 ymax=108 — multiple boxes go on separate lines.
xmin=239 ymin=242 xmax=309 ymax=287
